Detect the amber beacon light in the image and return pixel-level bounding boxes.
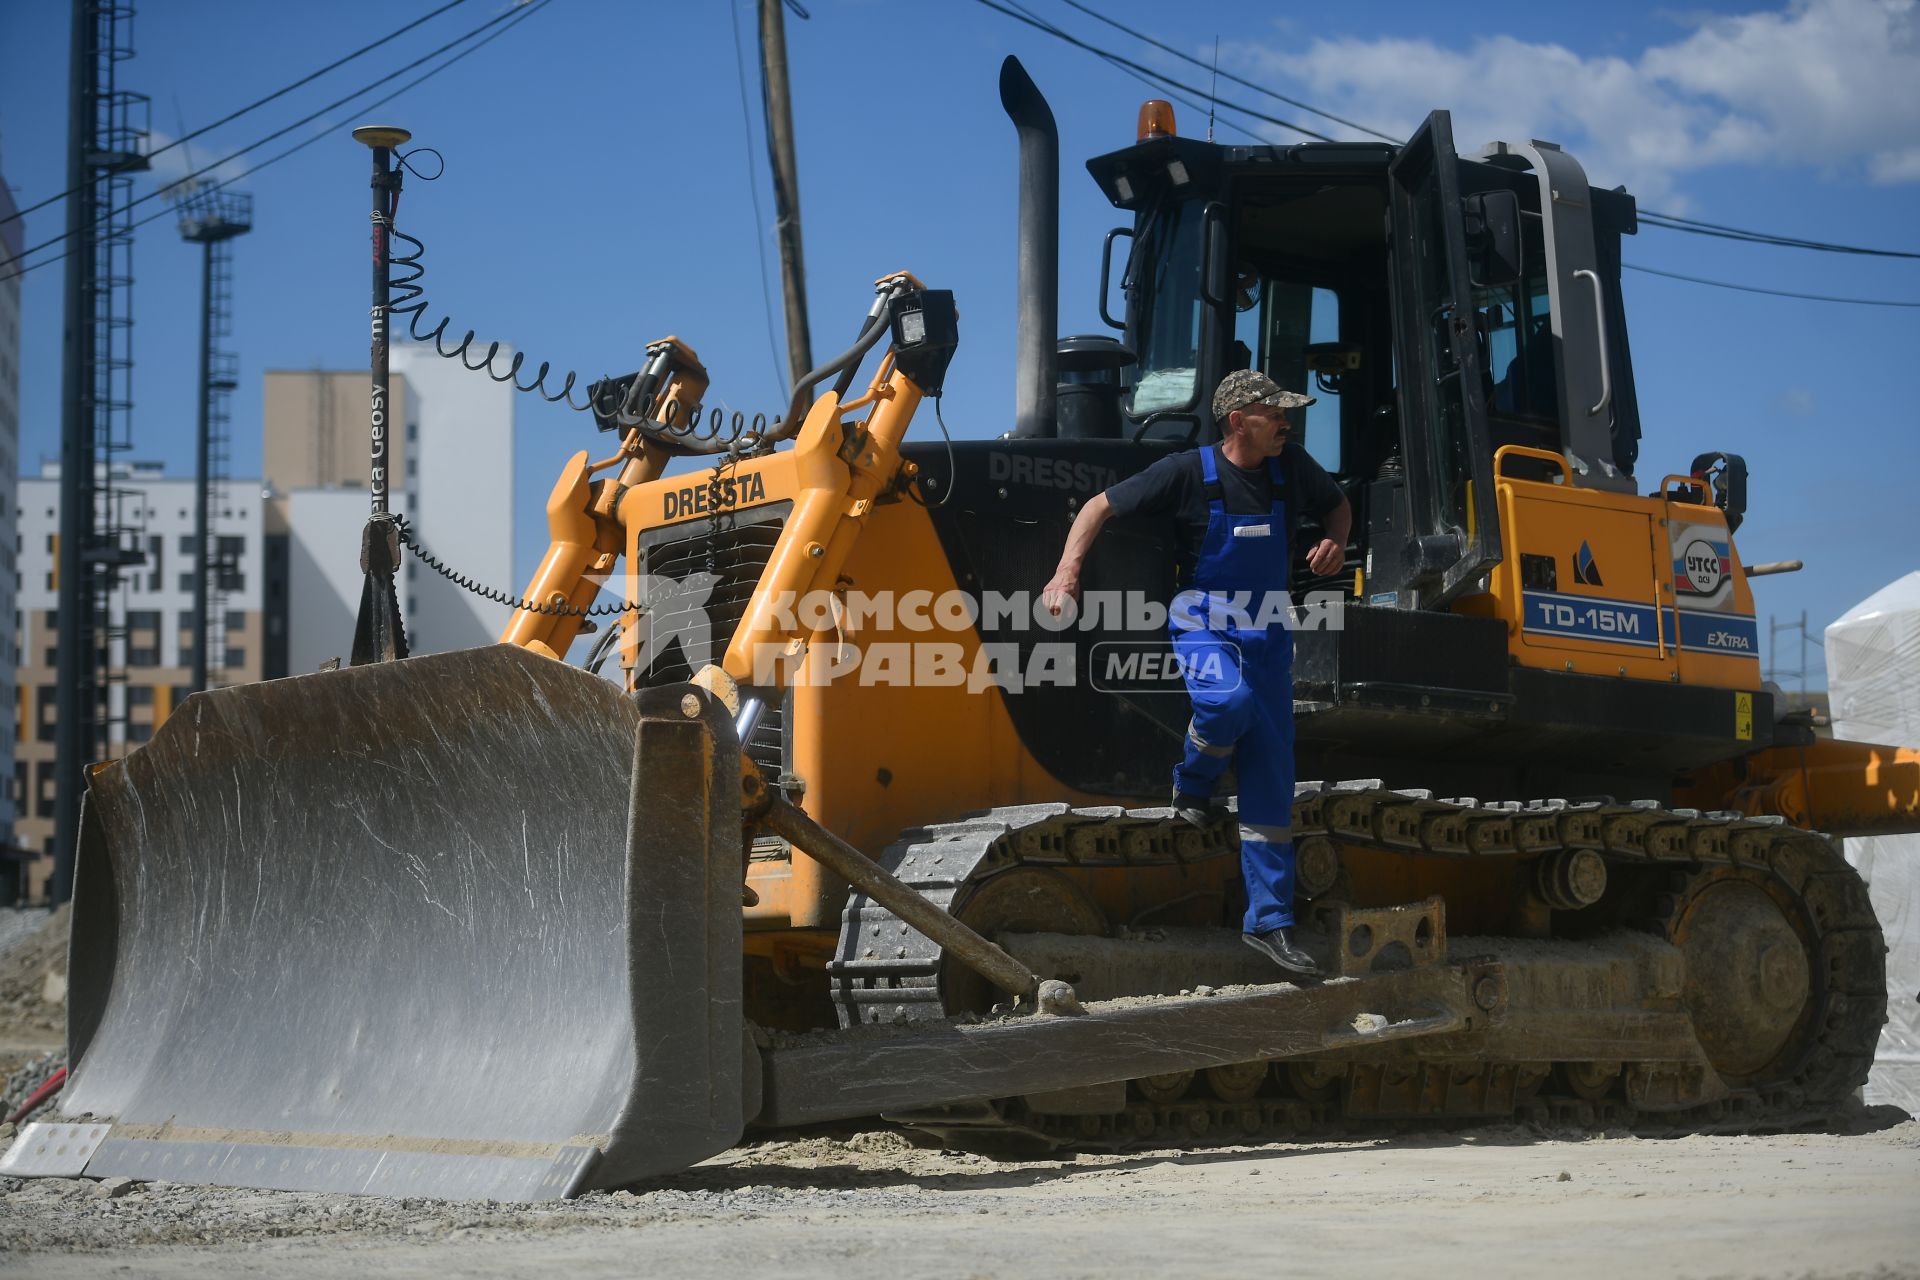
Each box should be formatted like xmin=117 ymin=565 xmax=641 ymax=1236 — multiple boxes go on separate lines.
xmin=1137 ymin=99 xmax=1177 ymax=141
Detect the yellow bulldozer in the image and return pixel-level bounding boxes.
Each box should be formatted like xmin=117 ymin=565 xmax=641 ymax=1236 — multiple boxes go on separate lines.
xmin=7 ymin=59 xmax=1916 ymax=1201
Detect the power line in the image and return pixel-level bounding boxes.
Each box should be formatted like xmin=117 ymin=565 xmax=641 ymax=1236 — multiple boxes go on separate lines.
xmin=1050 ymin=0 xmax=1399 ymax=142
xmin=969 ymin=0 xmax=1337 ymax=141
xmin=11 ymin=0 xmax=551 ymax=282
xmin=0 ymin=0 xmax=478 ymax=230
xmin=1004 ymin=0 xmax=1260 ymax=143
xmin=1010 ymin=1 xmax=1920 ymax=263
xmin=12 ymin=0 xmax=533 ymax=268
xmin=1622 ymin=262 xmax=1920 ymax=307
xmin=1637 ymin=211 xmax=1920 ymax=260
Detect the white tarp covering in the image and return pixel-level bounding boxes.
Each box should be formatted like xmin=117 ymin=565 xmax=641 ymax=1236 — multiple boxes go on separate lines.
xmin=1826 ymin=570 xmax=1920 ymax=1116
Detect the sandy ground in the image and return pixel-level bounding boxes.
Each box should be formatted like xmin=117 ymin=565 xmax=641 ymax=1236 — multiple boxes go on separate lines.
xmin=5 ymin=1118 xmax=1919 ymax=1279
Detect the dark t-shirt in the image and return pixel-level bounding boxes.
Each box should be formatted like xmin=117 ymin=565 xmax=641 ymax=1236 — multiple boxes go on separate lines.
xmin=1104 ymin=442 xmax=1345 ymax=582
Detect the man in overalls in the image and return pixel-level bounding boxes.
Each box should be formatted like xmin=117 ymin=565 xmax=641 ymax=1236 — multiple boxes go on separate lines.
xmin=1041 ymin=371 xmax=1351 ymax=975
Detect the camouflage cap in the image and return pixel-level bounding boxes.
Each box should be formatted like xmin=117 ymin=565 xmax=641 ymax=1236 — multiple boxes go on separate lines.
xmin=1211 ymin=369 xmax=1316 ymax=419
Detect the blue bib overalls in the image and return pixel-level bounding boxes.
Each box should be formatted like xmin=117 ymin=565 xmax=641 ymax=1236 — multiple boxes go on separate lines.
xmin=1169 ymin=446 xmax=1298 ymax=933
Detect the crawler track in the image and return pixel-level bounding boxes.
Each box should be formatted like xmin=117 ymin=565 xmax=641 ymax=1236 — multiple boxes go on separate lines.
xmin=829 ymin=783 xmax=1887 ymax=1147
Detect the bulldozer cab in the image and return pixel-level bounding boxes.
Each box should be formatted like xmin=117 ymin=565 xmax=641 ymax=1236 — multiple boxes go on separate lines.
xmin=1091 ymin=109 xmax=1645 ymax=608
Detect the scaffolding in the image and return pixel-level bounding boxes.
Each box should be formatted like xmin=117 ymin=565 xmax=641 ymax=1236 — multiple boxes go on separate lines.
xmin=1766 ymin=610 xmax=1822 ymax=696
xmin=53 ymin=0 xmax=148 ymax=900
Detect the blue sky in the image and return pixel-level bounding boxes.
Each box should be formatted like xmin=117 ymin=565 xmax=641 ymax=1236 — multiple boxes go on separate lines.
xmin=2 ymin=0 xmax=1915 ymax=689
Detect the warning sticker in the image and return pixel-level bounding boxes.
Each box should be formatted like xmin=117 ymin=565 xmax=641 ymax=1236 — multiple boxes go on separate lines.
xmin=1735 ymin=691 xmax=1754 ymax=741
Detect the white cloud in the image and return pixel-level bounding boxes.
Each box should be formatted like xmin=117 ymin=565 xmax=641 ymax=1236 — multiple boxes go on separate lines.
xmin=143 ymin=127 xmax=254 ymax=196
xmin=1234 ymin=0 xmax=1920 ymax=205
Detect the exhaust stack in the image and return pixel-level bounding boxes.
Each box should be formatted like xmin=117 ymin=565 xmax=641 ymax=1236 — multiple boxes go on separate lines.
xmin=1000 ymin=56 xmax=1058 ymax=439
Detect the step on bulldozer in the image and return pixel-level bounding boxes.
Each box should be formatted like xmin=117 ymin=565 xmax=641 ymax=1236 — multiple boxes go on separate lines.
xmin=8 ymin=59 xmax=1916 ymax=1201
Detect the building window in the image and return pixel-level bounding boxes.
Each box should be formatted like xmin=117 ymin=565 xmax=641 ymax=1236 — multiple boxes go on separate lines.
xmin=36 ymin=760 xmax=55 ymax=816
xmin=216 ymin=536 xmax=246 ymax=591
xmin=126 ymin=610 xmax=161 ymax=666
xmin=127 ymin=685 xmax=154 ymax=707
xmin=37 ymin=685 xmax=57 ymax=742
xmin=179 ymin=534 xmax=197 ymax=555
xmin=126 ymin=722 xmax=153 ymax=745
xmin=147 ymin=536 xmax=165 ymax=592
xmin=178 ymin=573 xmax=194 ymax=593
xmin=223 ymin=646 xmax=246 ymax=668
xmin=225 ymin=610 xmax=245 ymax=633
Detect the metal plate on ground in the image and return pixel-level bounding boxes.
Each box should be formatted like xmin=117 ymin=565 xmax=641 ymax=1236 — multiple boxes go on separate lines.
xmin=83 ymin=1137 xmax=599 ymax=1201
xmin=0 ymin=1122 xmax=110 ymax=1177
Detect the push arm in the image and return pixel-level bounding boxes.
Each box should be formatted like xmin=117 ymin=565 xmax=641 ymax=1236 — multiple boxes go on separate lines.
xmin=500 ymin=339 xmax=708 ymax=659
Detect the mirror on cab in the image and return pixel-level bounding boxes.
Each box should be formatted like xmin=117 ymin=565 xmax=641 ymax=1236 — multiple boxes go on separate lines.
xmin=1462 ymin=190 xmax=1521 ymax=289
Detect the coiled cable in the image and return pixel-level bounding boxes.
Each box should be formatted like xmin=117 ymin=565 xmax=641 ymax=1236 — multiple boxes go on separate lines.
xmin=394 ymin=514 xmax=628 ymax=617
xmin=384 ymin=221 xmax=780 ymax=455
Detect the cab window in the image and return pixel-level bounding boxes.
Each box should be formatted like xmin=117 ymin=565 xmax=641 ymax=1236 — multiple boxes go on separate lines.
xmin=1233 ymin=282 xmax=1343 ymax=475
xmin=1125 ymin=199 xmax=1206 ymax=421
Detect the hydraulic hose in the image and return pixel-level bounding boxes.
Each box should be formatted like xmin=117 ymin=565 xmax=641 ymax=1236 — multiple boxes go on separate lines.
xmin=770 ymin=298 xmax=898 ymax=444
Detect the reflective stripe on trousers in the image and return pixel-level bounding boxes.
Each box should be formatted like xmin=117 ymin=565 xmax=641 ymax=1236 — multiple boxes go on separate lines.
xmin=1172 ymin=445 xmax=1298 ymax=932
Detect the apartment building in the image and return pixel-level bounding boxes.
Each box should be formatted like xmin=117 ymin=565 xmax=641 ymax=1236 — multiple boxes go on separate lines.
xmin=264 ymin=350 xmax=514 ymax=676
xmin=13 ymin=462 xmax=263 ymax=892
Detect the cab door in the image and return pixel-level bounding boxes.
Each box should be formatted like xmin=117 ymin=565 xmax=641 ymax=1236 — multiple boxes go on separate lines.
xmin=1387 ymin=111 xmax=1501 ymax=605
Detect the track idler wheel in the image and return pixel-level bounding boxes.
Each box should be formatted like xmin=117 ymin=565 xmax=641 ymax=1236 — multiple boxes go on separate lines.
xmin=1664 ymin=870 xmax=1814 ymax=1083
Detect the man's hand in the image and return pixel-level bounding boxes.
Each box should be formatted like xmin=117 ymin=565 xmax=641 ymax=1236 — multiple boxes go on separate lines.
xmin=1041 ymin=568 xmax=1081 ymax=618
xmin=1043 ymin=493 xmax=1112 ymax=618
xmin=1305 ymin=537 xmax=1345 ymax=577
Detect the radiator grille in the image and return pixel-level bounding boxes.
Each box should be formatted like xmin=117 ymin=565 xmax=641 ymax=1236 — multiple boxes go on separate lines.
xmin=635 ymin=502 xmax=791 ymax=778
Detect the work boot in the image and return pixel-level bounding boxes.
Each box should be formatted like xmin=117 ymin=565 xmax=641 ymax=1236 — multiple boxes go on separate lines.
xmin=1171 ymin=788 xmax=1212 ymax=830
xmin=1242 ymin=926 xmax=1322 ymax=977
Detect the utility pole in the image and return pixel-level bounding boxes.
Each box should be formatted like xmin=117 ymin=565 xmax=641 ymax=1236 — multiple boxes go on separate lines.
xmin=173 ymin=185 xmax=252 ymax=694
xmin=758 ymin=0 xmax=812 ymax=390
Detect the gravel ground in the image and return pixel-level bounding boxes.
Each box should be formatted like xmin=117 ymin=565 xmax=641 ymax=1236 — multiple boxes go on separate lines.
xmin=5 ymin=906 xmax=1915 ymax=1277
xmin=0 ymin=904 xmax=68 ymax=1053
xmin=3 ymin=1117 xmax=1918 ymax=1279
xmin=0 ymin=908 xmax=51 ymax=959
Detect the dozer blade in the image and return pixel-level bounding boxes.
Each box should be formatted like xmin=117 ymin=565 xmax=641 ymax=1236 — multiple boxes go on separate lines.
xmin=16 ymin=646 xmax=748 ymax=1201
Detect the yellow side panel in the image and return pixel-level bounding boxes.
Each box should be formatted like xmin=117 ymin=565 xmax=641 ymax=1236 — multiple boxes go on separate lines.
xmin=1471 ymin=469 xmax=1761 ymax=691
xmin=1510 ymin=490 xmax=1663 ymax=665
